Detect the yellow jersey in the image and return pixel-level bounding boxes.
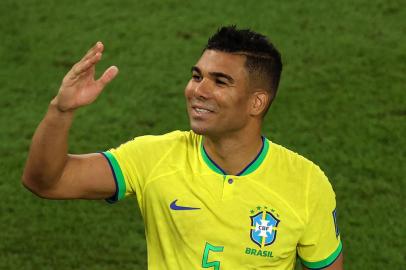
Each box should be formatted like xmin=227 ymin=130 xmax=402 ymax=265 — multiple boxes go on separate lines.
xmin=102 ymin=131 xmax=342 ymax=270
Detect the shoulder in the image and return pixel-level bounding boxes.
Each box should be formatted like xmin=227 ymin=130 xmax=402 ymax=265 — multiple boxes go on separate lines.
xmin=132 ymin=130 xmax=192 ymax=143
xmin=268 ymin=141 xmax=320 ymax=174
xmin=268 ymin=140 xmax=332 ymax=190
xmin=113 ymin=130 xmax=200 ymax=157
xmin=107 ymin=130 xmax=200 ymax=177
xmin=123 ymin=130 xmax=198 ymax=148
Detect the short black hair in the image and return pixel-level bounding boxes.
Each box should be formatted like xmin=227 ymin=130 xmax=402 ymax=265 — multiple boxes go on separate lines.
xmin=205 ymin=25 xmax=282 ymax=115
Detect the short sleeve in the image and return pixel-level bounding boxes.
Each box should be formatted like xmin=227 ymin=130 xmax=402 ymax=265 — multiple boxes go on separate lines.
xmin=101 ymin=131 xmax=187 ymax=208
xmin=297 ymin=166 xmax=343 ymax=269
xmin=101 ymin=137 xmax=148 ymax=205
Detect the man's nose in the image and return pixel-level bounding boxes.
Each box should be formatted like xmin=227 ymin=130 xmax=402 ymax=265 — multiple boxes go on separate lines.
xmin=194 ymin=78 xmax=211 ymax=100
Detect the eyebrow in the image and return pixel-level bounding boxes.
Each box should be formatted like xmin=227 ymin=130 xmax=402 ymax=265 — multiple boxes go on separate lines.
xmin=191 ymin=66 xmax=235 ymax=84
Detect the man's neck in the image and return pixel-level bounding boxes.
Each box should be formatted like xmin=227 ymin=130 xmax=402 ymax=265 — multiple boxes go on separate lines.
xmin=203 ymin=131 xmax=263 ymax=176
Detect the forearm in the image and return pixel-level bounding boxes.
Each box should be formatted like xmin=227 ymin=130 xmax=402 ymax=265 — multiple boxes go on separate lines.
xmin=22 ymin=42 xmax=118 ymax=198
xmin=22 ymin=99 xmax=75 ymax=193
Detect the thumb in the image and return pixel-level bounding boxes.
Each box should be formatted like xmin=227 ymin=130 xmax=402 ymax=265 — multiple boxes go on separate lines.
xmin=97 ymin=66 xmax=119 ymax=88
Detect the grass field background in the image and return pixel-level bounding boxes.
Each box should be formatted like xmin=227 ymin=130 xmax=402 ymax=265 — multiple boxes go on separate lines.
xmin=1 ymin=0 xmax=404 ymax=269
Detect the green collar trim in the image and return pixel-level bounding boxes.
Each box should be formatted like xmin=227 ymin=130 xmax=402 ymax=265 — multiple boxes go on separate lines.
xmin=200 ymin=137 xmax=269 ymax=176
xmin=201 ymin=142 xmax=226 ymax=175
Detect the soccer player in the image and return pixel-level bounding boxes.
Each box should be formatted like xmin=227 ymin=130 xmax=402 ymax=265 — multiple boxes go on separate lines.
xmin=22 ymin=26 xmax=344 ymax=269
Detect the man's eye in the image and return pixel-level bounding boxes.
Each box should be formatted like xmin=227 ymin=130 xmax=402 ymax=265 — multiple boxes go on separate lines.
xmin=216 ymin=79 xmax=226 ymax=85
xmin=192 ymin=75 xmax=201 ymax=81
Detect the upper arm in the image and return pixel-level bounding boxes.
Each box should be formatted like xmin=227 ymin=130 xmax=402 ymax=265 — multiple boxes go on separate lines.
xmin=297 ymin=166 xmax=343 ymax=269
xmin=302 ymin=252 xmax=344 ymax=270
xmin=30 ymin=153 xmax=116 ymax=200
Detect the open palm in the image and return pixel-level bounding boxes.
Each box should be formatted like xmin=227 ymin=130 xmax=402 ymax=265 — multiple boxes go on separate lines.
xmin=55 ymin=42 xmax=118 ymax=111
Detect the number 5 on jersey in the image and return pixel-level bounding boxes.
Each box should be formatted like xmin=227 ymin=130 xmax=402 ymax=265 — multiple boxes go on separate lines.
xmin=201 ymin=242 xmax=224 ymax=270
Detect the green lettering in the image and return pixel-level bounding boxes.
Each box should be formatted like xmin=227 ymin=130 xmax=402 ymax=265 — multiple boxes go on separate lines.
xmin=202 ymin=242 xmax=224 ymax=270
xmin=244 ymin=247 xmax=274 ymax=259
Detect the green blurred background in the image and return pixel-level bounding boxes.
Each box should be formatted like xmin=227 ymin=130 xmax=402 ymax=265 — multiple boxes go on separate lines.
xmin=1 ymin=0 xmax=404 ymax=269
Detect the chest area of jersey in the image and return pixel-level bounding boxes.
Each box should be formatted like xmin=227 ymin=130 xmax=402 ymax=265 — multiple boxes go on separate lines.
xmin=142 ymin=172 xmax=304 ymax=263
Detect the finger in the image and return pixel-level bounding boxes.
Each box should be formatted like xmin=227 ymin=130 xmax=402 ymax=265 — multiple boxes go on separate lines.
xmin=97 ymin=66 xmax=119 ymax=87
xmin=74 ymin=42 xmax=104 ymax=74
xmin=71 ymin=52 xmax=102 ymax=78
xmin=81 ymin=41 xmax=104 ymax=62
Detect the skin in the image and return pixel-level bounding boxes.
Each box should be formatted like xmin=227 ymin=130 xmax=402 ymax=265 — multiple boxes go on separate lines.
xmin=185 ymin=50 xmax=269 ymax=175
xmin=22 ymin=43 xmax=343 ymax=269
xmin=22 ymin=42 xmax=118 ymax=199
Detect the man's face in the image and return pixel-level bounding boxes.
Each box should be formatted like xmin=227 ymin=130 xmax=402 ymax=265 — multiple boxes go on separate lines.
xmin=185 ymin=50 xmax=253 ymax=137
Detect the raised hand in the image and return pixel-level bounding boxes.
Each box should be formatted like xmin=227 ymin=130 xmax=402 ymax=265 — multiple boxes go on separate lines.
xmin=53 ymin=42 xmax=119 ymax=112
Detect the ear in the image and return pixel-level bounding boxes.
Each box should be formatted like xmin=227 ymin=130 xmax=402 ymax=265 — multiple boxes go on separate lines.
xmin=250 ymin=90 xmax=270 ymax=116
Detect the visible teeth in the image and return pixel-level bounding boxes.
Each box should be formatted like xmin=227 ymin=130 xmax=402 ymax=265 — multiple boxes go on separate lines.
xmin=196 ymin=108 xmax=210 ymax=113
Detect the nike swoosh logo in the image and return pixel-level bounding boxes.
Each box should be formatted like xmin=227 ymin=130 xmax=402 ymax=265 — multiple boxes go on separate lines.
xmin=170 ymin=199 xmax=200 ymax=211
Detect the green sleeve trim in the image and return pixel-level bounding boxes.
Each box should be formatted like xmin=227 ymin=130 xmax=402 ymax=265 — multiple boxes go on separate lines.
xmin=102 ymin=151 xmax=126 ymax=203
xmin=301 ymin=240 xmax=343 ymax=269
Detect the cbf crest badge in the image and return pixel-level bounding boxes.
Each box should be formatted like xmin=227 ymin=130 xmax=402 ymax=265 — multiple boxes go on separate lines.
xmin=249 ymin=206 xmax=280 ymax=248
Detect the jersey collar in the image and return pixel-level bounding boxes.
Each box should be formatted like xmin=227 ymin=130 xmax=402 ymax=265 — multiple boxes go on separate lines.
xmin=200 ymin=136 xmax=269 ymax=176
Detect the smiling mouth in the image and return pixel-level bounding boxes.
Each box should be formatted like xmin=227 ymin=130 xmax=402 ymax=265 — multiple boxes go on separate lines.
xmin=194 ymin=107 xmax=212 ymax=113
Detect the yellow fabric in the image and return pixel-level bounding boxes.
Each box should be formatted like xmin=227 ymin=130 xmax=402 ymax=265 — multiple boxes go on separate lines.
xmin=105 ymin=130 xmax=341 ymax=270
